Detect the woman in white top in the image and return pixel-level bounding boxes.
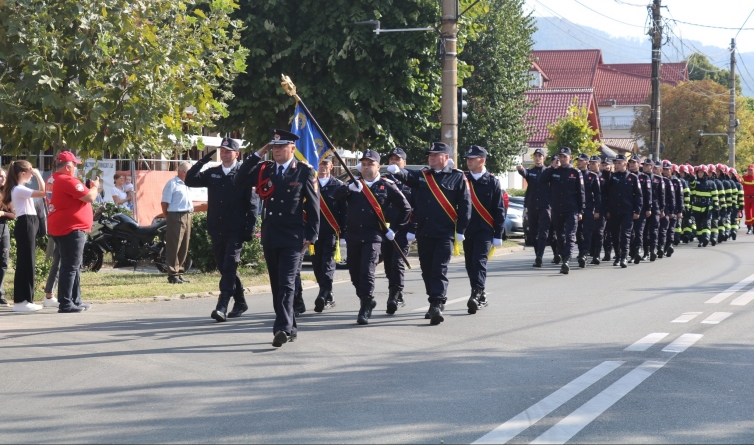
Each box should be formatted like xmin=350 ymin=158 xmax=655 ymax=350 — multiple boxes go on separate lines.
xmin=1 ymin=160 xmax=46 ymax=312
xmin=111 ymin=173 xmax=133 ymax=210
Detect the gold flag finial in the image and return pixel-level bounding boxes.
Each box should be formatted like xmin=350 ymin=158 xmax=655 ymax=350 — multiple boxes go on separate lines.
xmin=281 ymin=74 xmax=297 ymax=98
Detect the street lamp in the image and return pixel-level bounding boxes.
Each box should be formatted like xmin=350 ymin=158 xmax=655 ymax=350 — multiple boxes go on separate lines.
xmin=353 ymin=20 xmax=436 ymax=35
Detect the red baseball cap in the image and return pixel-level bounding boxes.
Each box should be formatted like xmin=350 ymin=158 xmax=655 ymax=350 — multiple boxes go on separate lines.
xmin=56 ymin=151 xmax=81 ymax=164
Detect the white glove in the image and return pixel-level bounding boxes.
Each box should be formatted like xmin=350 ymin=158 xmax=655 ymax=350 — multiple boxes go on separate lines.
xmin=447 ymin=159 xmax=455 ymax=169
xmin=385 ymin=229 xmax=395 ymax=241
xmin=348 ymin=182 xmax=363 ymax=192
xmin=355 ymin=163 xmax=362 ymax=172
xmin=386 ymin=164 xmax=400 ymax=174
xmin=406 ymin=232 xmax=416 ymax=242
xmin=493 ymin=238 xmax=503 ymax=247
xmin=339 ymin=238 xmax=347 ymax=246
xmin=456 ymin=233 xmax=465 ymax=242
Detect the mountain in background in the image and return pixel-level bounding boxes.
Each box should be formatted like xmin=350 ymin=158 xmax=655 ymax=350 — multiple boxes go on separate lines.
xmin=532 ymin=17 xmax=754 ymax=97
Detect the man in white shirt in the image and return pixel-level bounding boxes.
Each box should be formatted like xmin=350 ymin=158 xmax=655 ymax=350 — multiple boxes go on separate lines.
xmin=161 ymin=162 xmax=194 ymax=284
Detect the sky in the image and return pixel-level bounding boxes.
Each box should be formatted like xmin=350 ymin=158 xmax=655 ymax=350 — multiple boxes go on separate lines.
xmin=525 ymin=0 xmax=754 ymax=57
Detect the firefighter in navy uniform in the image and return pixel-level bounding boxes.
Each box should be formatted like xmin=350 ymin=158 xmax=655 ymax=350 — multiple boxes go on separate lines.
xmin=463 ymin=146 xmax=505 ymax=313
xmin=575 ymin=153 xmax=601 ymax=268
xmin=708 ymin=164 xmax=724 ymax=245
xmin=538 ymin=147 xmax=585 ymax=275
xmin=598 ymin=159 xmax=615 ymax=262
xmin=548 ymin=155 xmax=561 ymax=264
xmin=604 ymin=155 xmax=642 ymax=268
xmin=690 ymin=164 xmax=716 ymax=247
xmin=627 ymin=156 xmax=651 ymax=264
xmin=588 ymin=156 xmax=607 ymax=264
xmin=661 ymin=160 xmax=684 ymax=257
xmin=672 ymin=164 xmax=690 ymax=245
xmin=656 ymin=161 xmax=675 ymax=258
xmin=312 ymin=157 xmax=346 ymax=313
xmin=185 ymin=138 xmax=258 ymax=322
xmin=642 ymin=158 xmax=664 ymax=261
xmin=334 ymin=150 xmax=410 ymax=325
xmin=381 ymin=147 xmax=415 ymax=315
xmin=387 ymin=142 xmax=471 ymax=325
xmin=234 ymin=129 xmax=319 ymax=348
xmin=516 ymin=148 xmax=551 ymax=267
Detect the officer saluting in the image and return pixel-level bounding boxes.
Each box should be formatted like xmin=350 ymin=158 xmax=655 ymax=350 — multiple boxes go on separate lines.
xmin=185 ymin=138 xmax=257 ymax=322
xmin=604 ymin=155 xmax=642 ymax=268
xmin=516 ymin=147 xmax=551 ymax=268
xmin=312 ymin=157 xmax=346 ymax=313
xmin=381 ymin=147 xmax=415 ymax=315
xmin=463 ymin=145 xmax=505 ymax=313
xmin=333 ymin=150 xmax=410 ymax=325
xmin=234 ymin=129 xmax=319 ymax=348
xmin=539 ymin=147 xmax=585 ymax=275
xmin=387 ymin=142 xmax=471 ymax=325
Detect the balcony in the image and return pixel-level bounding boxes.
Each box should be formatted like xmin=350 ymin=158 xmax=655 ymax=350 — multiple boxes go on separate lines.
xmin=601 ymin=116 xmax=634 ymax=130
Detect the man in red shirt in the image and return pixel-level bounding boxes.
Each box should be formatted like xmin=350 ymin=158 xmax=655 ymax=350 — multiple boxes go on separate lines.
xmin=742 ymin=165 xmax=754 ymax=234
xmin=47 ymin=151 xmax=100 ymax=313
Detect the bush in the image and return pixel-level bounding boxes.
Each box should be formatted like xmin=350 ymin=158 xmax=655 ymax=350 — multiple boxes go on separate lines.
xmin=188 ymin=212 xmax=264 ymax=273
xmin=507 ymin=188 xmax=526 ymax=197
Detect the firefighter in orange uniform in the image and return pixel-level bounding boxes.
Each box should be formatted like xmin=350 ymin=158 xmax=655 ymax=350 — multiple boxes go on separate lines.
xmin=742 ymin=165 xmax=754 ymax=234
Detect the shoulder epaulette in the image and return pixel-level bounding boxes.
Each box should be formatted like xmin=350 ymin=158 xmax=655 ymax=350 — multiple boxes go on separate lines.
xmin=381 ymin=176 xmax=395 ymax=184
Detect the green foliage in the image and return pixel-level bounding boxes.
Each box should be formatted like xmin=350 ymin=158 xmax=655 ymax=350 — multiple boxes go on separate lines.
xmin=506 ymin=188 xmax=526 ymax=197
xmin=687 ymin=53 xmax=741 ymax=95
xmin=188 ymin=212 xmax=263 ymax=273
xmin=221 ymin=0 xmax=443 ymax=160
xmin=92 ymin=202 xmax=133 ymax=219
xmin=0 ymin=0 xmax=248 ymax=159
xmin=458 ymin=0 xmax=535 ymax=173
xmin=545 ymin=98 xmax=601 ymax=157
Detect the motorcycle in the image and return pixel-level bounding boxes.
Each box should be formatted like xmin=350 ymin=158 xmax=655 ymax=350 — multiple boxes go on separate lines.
xmin=82 ymin=210 xmax=173 ymax=273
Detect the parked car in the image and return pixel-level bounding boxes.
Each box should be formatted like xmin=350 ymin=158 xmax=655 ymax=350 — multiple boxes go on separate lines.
xmin=505 ymin=195 xmax=524 ymax=238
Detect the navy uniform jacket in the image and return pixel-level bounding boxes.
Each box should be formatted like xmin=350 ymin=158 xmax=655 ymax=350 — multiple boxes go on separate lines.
xmin=539 ymin=165 xmax=585 ymax=215
xmin=648 ymin=172 xmax=665 ymax=214
xmin=662 ymin=176 xmax=676 ymax=215
xmin=670 ymin=177 xmax=684 ymax=214
xmin=580 ymin=169 xmax=601 ymax=214
xmin=604 ymin=171 xmax=642 ymax=215
xmin=383 ymin=173 xmax=416 ymax=234
xmin=333 ymin=177 xmax=410 ymax=243
xmin=465 ymin=171 xmax=506 ymax=239
xmin=234 ymin=154 xmax=319 ymax=248
xmin=390 ymin=166 xmax=471 ymax=238
xmin=518 ymin=166 xmax=551 ymax=211
xmin=317 ymin=176 xmax=347 ymax=239
xmin=185 ymin=161 xmax=257 ymax=238
xmin=635 ymin=171 xmax=652 ymax=212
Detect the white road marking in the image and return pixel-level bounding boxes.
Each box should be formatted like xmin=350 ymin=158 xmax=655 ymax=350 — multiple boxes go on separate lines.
xmin=662 ymin=333 xmax=704 ymax=353
xmin=730 ymin=290 xmax=754 ymax=306
xmin=472 ymin=361 xmax=624 ymax=444
xmin=671 ymin=312 xmax=703 ymax=323
xmin=701 ymin=312 xmax=732 ymax=324
xmin=531 ymin=361 xmax=666 ymax=445
xmin=705 ymin=273 xmax=754 ymax=304
xmin=624 ymin=333 xmax=669 ymax=352
xmin=410 ymin=296 xmax=469 ymax=313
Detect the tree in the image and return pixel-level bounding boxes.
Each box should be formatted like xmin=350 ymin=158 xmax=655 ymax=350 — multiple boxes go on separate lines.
xmin=0 ymin=0 xmax=248 ymax=159
xmin=687 ymin=53 xmax=741 ymax=95
xmin=457 ymin=0 xmax=535 ymax=173
xmin=545 ymin=98 xmax=601 ymax=157
xmin=631 ymin=79 xmax=754 ymax=171
xmin=221 ymin=0 xmax=442 ymax=160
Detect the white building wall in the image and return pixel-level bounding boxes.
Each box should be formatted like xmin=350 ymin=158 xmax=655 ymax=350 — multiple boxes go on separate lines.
xmin=598 ymin=105 xmax=648 ymax=146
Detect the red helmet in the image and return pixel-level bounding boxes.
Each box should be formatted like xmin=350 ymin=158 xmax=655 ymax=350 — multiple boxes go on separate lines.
xmin=680 ymin=165 xmax=689 ymax=174
xmin=731 ymin=168 xmax=737 ymax=175
xmin=671 ymin=164 xmax=679 ymax=172
xmin=716 ymin=163 xmax=728 ymax=173
xmin=708 ymin=163 xmax=716 ymax=171
xmin=694 ymin=165 xmax=707 ymax=173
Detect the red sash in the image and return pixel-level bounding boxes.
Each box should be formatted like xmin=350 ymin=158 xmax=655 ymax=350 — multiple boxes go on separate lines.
xmin=360 ymin=179 xmax=388 ymax=230
xmin=320 ymin=198 xmax=341 ymax=235
xmin=422 ymin=170 xmax=457 ymax=222
xmin=468 ymin=180 xmax=494 ymax=228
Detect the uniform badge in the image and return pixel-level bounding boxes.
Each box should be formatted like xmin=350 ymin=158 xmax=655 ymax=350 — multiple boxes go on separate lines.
xmin=380 ymin=185 xmax=385 ymax=190
xmin=76 ymin=184 xmax=84 ymax=192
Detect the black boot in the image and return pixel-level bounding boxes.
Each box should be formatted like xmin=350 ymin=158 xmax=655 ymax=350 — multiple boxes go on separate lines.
xmin=533 ymin=256 xmax=543 ymax=268
xmin=477 ymin=290 xmax=488 ymax=309
xmin=620 ymin=255 xmax=628 ymax=268
xmin=324 ymin=290 xmax=336 ymax=310
xmin=467 ymin=288 xmax=481 ymax=314
xmin=293 ymin=290 xmax=306 ymax=316
xmin=211 ymin=292 xmax=233 ymax=322
xmin=429 ymin=302 xmax=444 ymax=325
xmin=650 ymin=250 xmax=657 ymax=261
xmin=425 ymin=302 xmax=445 ymax=320
xmin=552 ymin=254 xmax=561 ymax=265
xmin=634 ymin=253 xmax=642 ymax=264
xmin=710 ymin=237 xmax=717 ymax=246
xmin=560 ymin=258 xmax=570 ymax=274
xmin=732 ymin=230 xmax=737 ymax=240
xmin=657 ymin=247 xmax=664 ymax=258
xmin=666 ymin=245 xmax=674 ymax=257
xmin=227 ymin=292 xmax=248 ymax=318
xmin=386 ymin=289 xmax=399 ymax=315
xmin=748 ymin=226 xmax=752 ymax=234
xmin=314 ymin=288 xmax=326 ymax=313
xmin=602 ymin=252 xmax=612 ymax=262
xmin=613 ymin=256 xmax=620 ymax=266
xmin=577 ymin=255 xmax=586 ymax=268
xmin=357 ymin=297 xmax=376 ymax=325
xmin=590 ymin=257 xmax=600 ymax=265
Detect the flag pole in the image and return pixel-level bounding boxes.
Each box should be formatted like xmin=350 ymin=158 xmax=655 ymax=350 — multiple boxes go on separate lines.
xmin=280 ymin=74 xmax=412 ymax=269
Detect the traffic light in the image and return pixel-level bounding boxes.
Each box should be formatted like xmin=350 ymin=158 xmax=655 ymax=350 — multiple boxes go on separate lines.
xmin=457 ymin=87 xmax=468 ymax=124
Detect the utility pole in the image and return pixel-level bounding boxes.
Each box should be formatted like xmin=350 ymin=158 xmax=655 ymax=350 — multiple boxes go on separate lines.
xmin=441 ymin=0 xmax=458 ymax=164
xmin=649 ymin=0 xmax=662 ymax=160
xmin=728 ymin=38 xmax=737 ymax=167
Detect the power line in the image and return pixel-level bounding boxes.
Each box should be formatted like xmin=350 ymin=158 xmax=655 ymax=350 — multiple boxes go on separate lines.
xmin=736 ymin=49 xmax=754 ymax=94
xmin=736 ymin=7 xmax=754 ymax=38
xmin=612 ymin=0 xmax=646 ymax=7
xmin=570 ymin=0 xmax=645 ymax=28
xmin=667 ymin=18 xmax=754 ymax=32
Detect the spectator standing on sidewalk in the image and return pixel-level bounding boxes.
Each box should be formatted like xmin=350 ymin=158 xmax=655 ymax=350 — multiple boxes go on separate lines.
xmin=2 ymin=160 xmax=46 ymax=312
xmin=47 ymin=151 xmax=98 ymax=313
xmin=161 ymin=162 xmax=194 ymax=284
xmin=0 ymin=168 xmax=15 ymax=307
xmin=111 ymin=173 xmax=133 ymax=210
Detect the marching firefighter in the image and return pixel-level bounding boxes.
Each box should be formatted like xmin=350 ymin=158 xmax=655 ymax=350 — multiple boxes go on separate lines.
xmin=575 ymin=153 xmax=601 ymax=268
xmin=729 ymin=168 xmax=743 ymax=239
xmin=517 ymin=148 xmax=552 ymax=268
xmin=604 ymin=155 xmax=642 ymax=268
xmin=690 ymin=165 xmax=716 ymax=247
xmin=661 ymin=160 xmax=683 ymax=257
xmin=627 ymin=156 xmax=651 ymax=264
xmin=642 ymin=158 xmax=664 ymax=261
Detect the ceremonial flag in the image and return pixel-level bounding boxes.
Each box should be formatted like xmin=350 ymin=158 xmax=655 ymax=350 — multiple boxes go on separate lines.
xmin=291 ymin=103 xmax=328 ymax=170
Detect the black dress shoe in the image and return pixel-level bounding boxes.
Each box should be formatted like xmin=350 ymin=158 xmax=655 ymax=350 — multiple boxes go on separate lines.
xmin=357 ymin=298 xmax=376 ymax=325
xmin=425 ymin=303 xmax=444 ymax=319
xmin=634 ymin=254 xmax=642 ymax=264
xmin=467 ymin=289 xmax=480 ymax=315
xmin=386 ymin=290 xmax=399 ymax=315
xmin=657 ymin=248 xmax=664 ymax=258
xmin=272 ymin=331 xmax=289 ymax=348
xmin=314 ymin=295 xmax=326 ymax=313
xmin=666 ymin=245 xmax=674 ymax=257
xmin=168 ymin=276 xmax=182 ymax=284
xmin=560 ymin=261 xmax=570 ymax=275
xmin=578 ymin=256 xmax=586 ymax=268
xmin=602 ymin=254 xmax=612 ymax=262
xmin=324 ymin=291 xmax=336 ymax=310
xmin=533 ymin=256 xmax=543 ymax=268
xmin=613 ymin=257 xmax=620 ymax=266
xmin=650 ymin=251 xmax=657 ymax=261
xmin=552 ymin=255 xmax=561 ymax=264
xmin=590 ymin=257 xmax=600 ymax=265
xmin=620 ymin=257 xmax=628 ymax=268
xmin=58 ymin=305 xmax=84 ymax=313
xmin=429 ymin=303 xmax=444 ymax=325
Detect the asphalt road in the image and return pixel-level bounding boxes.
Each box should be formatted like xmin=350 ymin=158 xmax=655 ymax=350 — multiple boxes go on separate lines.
xmin=2 ymin=234 xmax=754 ymax=444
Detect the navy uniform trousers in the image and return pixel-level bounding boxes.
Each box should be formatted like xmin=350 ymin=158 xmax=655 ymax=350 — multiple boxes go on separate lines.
xmin=552 ymin=211 xmax=579 ymax=259
xmin=348 ymin=240 xmax=382 ymax=297
xmin=658 ymin=216 xmax=670 ymax=249
xmin=312 ymin=234 xmax=337 ymax=292
xmin=417 ymin=237 xmax=453 ymax=304
xmin=463 ymin=234 xmax=492 ymax=290
xmin=609 ymin=213 xmax=634 ymax=257
xmin=212 ymin=235 xmax=244 ymax=297
xmin=528 ymin=208 xmax=551 ymax=259
xmin=591 ymin=215 xmax=607 ymax=257
xmin=643 ymin=213 xmax=660 ymax=252
xmin=577 ymin=214 xmax=595 ymax=257
xmin=630 ymin=214 xmax=646 ymax=256
xmin=382 ymin=233 xmax=410 ymax=293
xmin=664 ymin=216 xmax=677 ymax=249
xmin=264 ymin=244 xmax=302 ymax=336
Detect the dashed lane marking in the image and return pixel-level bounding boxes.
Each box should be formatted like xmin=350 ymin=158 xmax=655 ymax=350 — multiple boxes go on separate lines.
xmin=705 ymin=273 xmax=754 ymax=304
xmin=701 ymin=312 xmax=732 ymax=324
xmin=730 ymin=290 xmax=754 ymax=306
xmin=662 ymin=333 xmax=704 ymax=353
xmin=472 ymin=361 xmax=625 ymax=445
xmin=671 ymin=312 xmax=703 ymax=323
xmin=624 ymin=333 xmax=669 ymax=352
